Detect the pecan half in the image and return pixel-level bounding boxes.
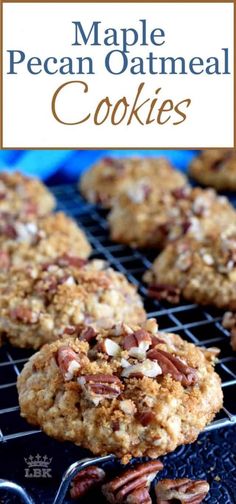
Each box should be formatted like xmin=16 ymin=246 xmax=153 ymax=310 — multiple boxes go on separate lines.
xmin=70 ymin=465 xmax=105 ymax=499
xmin=102 ymin=461 xmax=163 ymax=504
xmin=148 ymin=284 xmax=181 ymax=304
xmin=147 ymin=349 xmax=198 ymax=387
xmin=9 ymin=305 xmax=39 ymax=324
xmin=56 ymin=346 xmax=81 ymax=381
xmin=155 ymin=478 xmax=210 ymax=503
xmin=78 ymin=374 xmax=122 ymax=404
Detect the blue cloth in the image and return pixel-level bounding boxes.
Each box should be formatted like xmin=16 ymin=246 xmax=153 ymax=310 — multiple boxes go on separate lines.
xmin=0 ymin=150 xmax=198 ymax=181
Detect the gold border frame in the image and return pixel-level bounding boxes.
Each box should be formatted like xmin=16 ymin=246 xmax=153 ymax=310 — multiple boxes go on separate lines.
xmin=0 ymin=0 xmax=235 ymax=149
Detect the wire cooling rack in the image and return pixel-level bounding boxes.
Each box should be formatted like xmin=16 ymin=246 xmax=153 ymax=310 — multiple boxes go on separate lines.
xmin=0 ymin=183 xmax=236 ymax=504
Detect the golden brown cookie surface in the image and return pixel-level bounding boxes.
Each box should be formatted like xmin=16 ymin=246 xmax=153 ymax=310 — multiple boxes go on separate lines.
xmin=80 ymin=157 xmax=187 ymax=208
xmin=0 ymin=171 xmax=55 ymax=217
xmin=0 ymin=259 xmax=145 ymax=349
xmin=190 ymin=149 xmax=236 ymax=191
xmin=108 ymin=186 xmax=236 ymax=249
xmin=17 ymin=319 xmax=222 ymax=462
xmin=144 ymin=227 xmax=236 ymax=310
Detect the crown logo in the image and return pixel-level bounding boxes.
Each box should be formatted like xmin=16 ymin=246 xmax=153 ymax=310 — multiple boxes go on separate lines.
xmin=24 ymin=454 xmax=52 ymax=468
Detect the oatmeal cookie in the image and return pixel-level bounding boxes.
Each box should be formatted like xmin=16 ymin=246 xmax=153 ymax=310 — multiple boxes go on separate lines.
xmin=144 ymin=227 xmax=236 ymax=309
xmin=0 ymin=259 xmax=145 ymax=349
xmin=79 ymin=157 xmax=187 ymax=208
xmin=0 ymin=212 xmax=91 ymax=270
xmin=0 ymin=171 xmax=55 ymax=217
xmin=190 ymin=149 xmax=236 ymax=191
xmin=17 ymin=319 xmax=222 ymax=462
xmin=222 ymin=311 xmax=236 ymax=351
xmin=108 ymin=186 xmax=236 ymax=248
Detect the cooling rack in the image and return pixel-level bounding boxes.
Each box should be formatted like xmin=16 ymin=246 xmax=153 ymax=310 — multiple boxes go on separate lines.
xmin=0 ymin=183 xmax=236 ymax=504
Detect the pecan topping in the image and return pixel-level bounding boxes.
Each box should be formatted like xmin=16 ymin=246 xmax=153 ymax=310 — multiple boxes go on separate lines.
xmin=0 ymin=251 xmax=10 ymax=270
xmin=70 ymin=465 xmax=105 ymax=499
xmin=78 ymin=326 xmax=97 ymax=343
xmin=78 ymin=374 xmax=122 ymax=404
xmin=102 ymin=461 xmax=163 ymax=503
xmin=56 ymin=346 xmax=81 ymax=381
xmin=123 ymin=330 xmax=152 ymax=360
xmin=9 ymin=306 xmax=39 ymax=324
xmin=136 ymin=410 xmax=155 ymax=426
xmin=148 ymin=284 xmax=180 ymax=304
xmin=121 ymin=359 xmax=162 ymax=379
xmin=56 ymin=254 xmax=88 ymax=268
xmin=103 ymin=157 xmax=125 ymax=171
xmin=147 ymin=349 xmax=198 ymax=387
xmin=155 ymin=478 xmax=209 ymax=503
xmin=98 ymin=338 xmax=121 ymax=357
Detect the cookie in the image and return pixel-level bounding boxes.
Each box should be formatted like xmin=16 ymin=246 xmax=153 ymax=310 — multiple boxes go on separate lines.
xmin=108 ymin=186 xmax=236 ymax=249
xmin=0 ymin=171 xmax=55 ymax=217
xmin=222 ymin=311 xmax=236 ymax=351
xmin=190 ymin=149 xmax=236 ymax=191
xmin=0 ymin=259 xmax=146 ymax=349
xmin=144 ymin=227 xmax=236 ymax=309
xmin=17 ymin=319 xmax=222 ymax=462
xmin=79 ymin=157 xmax=187 ymax=208
xmin=0 ymin=212 xmax=91 ymax=271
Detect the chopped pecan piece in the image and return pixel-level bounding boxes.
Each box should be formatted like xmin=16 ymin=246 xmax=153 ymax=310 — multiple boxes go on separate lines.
xmin=155 ymin=478 xmax=209 ymax=503
xmin=136 ymin=410 xmax=155 ymax=426
xmin=0 ymin=251 xmax=10 ymax=270
xmin=9 ymin=305 xmax=39 ymax=324
xmin=56 ymin=346 xmax=81 ymax=381
xmin=147 ymin=349 xmax=198 ymax=387
xmin=78 ymin=326 xmax=97 ymax=343
xmin=70 ymin=465 xmax=105 ymax=499
xmin=148 ymin=284 xmax=181 ymax=304
xmin=98 ymin=338 xmax=121 ymax=357
xmin=102 ymin=461 xmax=163 ymax=504
xmin=123 ymin=329 xmax=152 ymax=360
xmin=121 ymin=359 xmax=162 ymax=379
xmin=56 ymin=254 xmax=88 ymax=268
xmin=78 ymin=374 xmax=122 ymax=404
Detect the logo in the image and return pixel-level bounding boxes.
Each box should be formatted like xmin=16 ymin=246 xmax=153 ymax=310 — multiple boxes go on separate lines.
xmin=24 ymin=454 xmax=52 ymax=478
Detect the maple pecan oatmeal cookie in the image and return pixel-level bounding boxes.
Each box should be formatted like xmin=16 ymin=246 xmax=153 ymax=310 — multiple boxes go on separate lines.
xmin=190 ymin=149 xmax=236 ymax=191
xmin=79 ymin=157 xmax=187 ymax=208
xmin=0 ymin=212 xmax=91 ymax=271
xmin=0 ymin=258 xmax=145 ymax=349
xmin=144 ymin=226 xmax=236 ymax=309
xmin=17 ymin=319 xmax=222 ymax=462
xmin=0 ymin=171 xmax=55 ymax=217
xmin=108 ymin=186 xmax=236 ymax=249
xmin=222 ymin=312 xmax=236 ymax=351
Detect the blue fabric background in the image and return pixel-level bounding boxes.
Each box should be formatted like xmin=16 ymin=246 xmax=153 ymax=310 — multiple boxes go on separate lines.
xmin=0 ymin=150 xmax=198 ymax=182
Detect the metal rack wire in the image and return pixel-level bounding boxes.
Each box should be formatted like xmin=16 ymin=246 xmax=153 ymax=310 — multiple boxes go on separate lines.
xmin=0 ymin=184 xmax=236 ymax=503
